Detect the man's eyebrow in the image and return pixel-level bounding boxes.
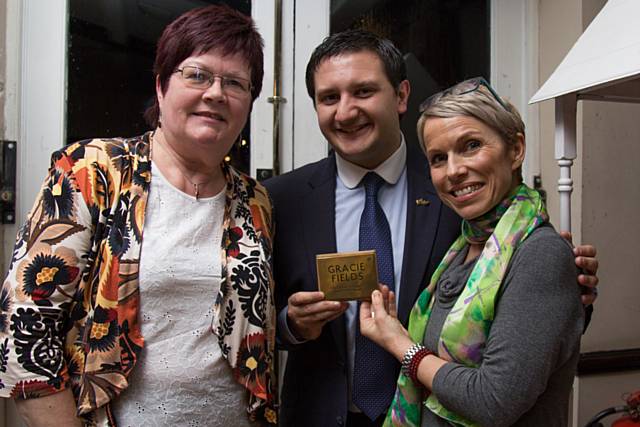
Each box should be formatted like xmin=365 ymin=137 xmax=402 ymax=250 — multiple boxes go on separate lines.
xmin=353 ymin=79 xmax=379 ymax=87
xmin=316 ymin=80 xmax=380 ymax=95
xmin=315 ymin=87 xmax=336 ymax=98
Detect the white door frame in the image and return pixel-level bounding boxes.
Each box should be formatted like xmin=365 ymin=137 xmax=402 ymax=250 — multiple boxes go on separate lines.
xmin=491 ymin=0 xmax=540 ymax=185
xmin=17 ymin=0 xmax=68 ymax=226
xmin=251 ymin=0 xmax=329 ymax=177
xmin=2 ymin=0 xmax=23 ymax=275
xmin=2 ymin=0 xmax=67 ymax=276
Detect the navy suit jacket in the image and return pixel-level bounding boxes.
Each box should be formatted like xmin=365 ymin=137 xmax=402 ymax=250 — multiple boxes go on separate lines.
xmin=264 ymin=145 xmax=460 ymax=427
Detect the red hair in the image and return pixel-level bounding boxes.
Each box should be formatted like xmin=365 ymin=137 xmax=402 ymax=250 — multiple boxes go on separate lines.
xmin=144 ymin=4 xmax=264 ymax=127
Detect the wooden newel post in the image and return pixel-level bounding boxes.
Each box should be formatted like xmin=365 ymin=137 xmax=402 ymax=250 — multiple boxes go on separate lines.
xmin=554 ymin=93 xmax=577 ymax=233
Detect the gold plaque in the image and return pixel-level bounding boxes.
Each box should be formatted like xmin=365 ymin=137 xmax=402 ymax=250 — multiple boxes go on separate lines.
xmin=316 ymin=250 xmax=379 ymax=301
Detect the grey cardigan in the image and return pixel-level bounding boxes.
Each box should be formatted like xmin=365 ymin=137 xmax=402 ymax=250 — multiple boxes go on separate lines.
xmin=421 ymin=224 xmax=584 ymax=427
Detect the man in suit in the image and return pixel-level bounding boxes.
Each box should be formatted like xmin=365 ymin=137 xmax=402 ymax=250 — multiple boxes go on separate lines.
xmin=265 ymin=30 xmax=598 ymax=427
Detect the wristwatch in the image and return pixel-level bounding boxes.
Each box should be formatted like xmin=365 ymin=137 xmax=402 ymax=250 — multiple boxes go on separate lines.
xmin=401 ymin=342 xmax=432 ymax=383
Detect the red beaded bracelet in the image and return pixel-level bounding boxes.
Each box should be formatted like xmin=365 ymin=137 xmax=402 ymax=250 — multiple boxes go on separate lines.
xmin=409 ymin=347 xmax=432 ymax=383
xmin=401 ymin=343 xmax=433 ymax=384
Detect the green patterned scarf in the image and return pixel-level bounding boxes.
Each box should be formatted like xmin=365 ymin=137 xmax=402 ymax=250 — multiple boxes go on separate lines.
xmin=384 ymin=184 xmax=548 ymax=427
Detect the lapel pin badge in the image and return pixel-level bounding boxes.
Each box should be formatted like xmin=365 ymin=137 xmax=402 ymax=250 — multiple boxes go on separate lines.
xmin=415 ymin=198 xmax=430 ymax=206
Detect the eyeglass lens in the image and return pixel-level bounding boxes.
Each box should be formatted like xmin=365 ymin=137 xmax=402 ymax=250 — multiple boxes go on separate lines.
xmin=179 ymin=66 xmax=251 ymax=95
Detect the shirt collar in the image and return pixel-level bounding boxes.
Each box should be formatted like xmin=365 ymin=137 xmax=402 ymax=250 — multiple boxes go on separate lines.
xmin=335 ymin=134 xmax=407 ymax=189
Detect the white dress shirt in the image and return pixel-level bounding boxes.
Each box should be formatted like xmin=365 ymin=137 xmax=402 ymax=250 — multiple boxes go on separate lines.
xmin=334 ymin=137 xmax=408 ymax=412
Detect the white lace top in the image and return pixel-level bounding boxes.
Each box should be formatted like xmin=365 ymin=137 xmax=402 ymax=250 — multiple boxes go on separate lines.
xmin=112 ymin=165 xmax=254 ymax=427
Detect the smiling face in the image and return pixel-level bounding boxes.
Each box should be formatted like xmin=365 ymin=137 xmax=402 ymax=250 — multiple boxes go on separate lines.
xmin=156 ymin=49 xmax=252 ymax=160
xmin=313 ymin=51 xmax=409 ymax=169
xmin=423 ymin=115 xmax=525 ymax=220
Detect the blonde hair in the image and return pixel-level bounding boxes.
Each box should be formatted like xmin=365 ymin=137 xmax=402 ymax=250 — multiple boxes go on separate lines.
xmin=417 ymin=83 xmax=525 ymax=179
xmin=417 ymin=84 xmax=525 ymax=152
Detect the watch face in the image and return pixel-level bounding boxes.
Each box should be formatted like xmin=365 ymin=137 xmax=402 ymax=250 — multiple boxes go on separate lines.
xmin=402 ymin=344 xmax=419 ymax=368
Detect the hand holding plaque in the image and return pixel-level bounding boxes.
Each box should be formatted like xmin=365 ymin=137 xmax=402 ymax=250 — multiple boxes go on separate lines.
xmin=316 ymin=250 xmax=379 ymax=301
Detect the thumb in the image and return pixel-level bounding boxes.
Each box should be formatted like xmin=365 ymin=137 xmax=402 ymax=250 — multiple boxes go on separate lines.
xmin=360 ymin=300 xmax=372 ymax=321
xmin=370 ymin=290 xmax=386 ymax=313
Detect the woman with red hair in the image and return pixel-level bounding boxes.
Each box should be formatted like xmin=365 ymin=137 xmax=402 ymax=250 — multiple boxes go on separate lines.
xmin=0 ymin=5 xmax=275 ymax=426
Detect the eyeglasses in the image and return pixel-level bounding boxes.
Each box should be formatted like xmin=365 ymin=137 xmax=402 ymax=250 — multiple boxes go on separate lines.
xmin=174 ymin=66 xmax=252 ymax=96
xmin=419 ymin=77 xmax=508 ymax=112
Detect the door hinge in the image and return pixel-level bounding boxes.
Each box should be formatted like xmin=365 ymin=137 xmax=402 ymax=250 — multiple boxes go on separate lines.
xmin=533 ymin=174 xmax=547 ymax=206
xmin=1 ymin=140 xmax=17 ymax=224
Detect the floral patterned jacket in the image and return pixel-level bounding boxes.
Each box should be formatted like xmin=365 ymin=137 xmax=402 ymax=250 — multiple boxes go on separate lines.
xmin=0 ymin=133 xmax=277 ymax=425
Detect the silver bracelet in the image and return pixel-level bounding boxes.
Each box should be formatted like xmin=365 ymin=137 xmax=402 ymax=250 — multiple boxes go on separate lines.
xmin=401 ymin=342 xmax=426 ymax=377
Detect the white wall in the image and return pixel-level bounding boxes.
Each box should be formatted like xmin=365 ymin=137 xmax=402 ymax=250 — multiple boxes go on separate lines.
xmin=578 ymin=97 xmax=640 ymax=427
xmin=539 ymin=1 xmax=640 ymax=425
xmin=580 ymin=101 xmax=640 ymax=352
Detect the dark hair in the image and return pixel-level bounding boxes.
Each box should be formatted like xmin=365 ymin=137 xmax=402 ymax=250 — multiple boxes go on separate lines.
xmin=144 ymin=4 xmax=264 ymax=127
xmin=305 ymin=29 xmax=406 ymax=102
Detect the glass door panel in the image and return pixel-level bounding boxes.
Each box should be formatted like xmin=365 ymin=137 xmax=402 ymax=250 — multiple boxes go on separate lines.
xmin=330 ymin=0 xmax=490 ymax=150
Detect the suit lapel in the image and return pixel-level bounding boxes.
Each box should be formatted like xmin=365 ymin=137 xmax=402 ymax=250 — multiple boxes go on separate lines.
xmin=398 ymin=146 xmax=444 ymax=324
xmin=301 ymin=158 xmax=337 ymax=287
xmin=301 ymin=156 xmax=347 ymax=362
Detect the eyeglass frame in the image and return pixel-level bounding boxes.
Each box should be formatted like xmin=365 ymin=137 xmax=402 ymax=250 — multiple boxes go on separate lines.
xmin=173 ymin=65 xmax=253 ymax=96
xmin=419 ymin=76 xmax=508 ymax=113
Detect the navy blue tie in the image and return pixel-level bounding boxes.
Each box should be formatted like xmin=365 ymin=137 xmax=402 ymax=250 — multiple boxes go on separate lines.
xmin=353 ymin=172 xmax=398 ymax=420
